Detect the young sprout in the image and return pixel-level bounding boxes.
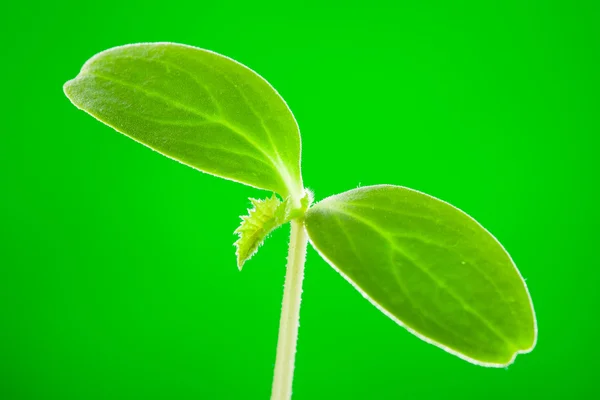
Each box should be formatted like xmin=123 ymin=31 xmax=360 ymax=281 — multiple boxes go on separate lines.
xmin=64 ymin=42 xmax=537 ymax=400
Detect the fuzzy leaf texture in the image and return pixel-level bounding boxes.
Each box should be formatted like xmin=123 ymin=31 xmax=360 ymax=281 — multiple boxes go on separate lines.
xmin=63 ymin=43 xmax=303 ymax=198
xmin=305 ymin=185 xmax=537 ymax=367
xmin=235 ymin=195 xmax=290 ymax=269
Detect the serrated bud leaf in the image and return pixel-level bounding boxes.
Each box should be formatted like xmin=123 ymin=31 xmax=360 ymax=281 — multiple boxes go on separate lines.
xmin=234 ymin=195 xmax=289 ymax=270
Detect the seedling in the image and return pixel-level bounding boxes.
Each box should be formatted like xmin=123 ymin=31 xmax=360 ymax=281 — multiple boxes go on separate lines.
xmin=64 ymin=43 xmax=537 ymax=400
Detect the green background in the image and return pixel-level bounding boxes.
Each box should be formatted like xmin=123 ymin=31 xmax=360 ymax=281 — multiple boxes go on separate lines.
xmin=2 ymin=1 xmax=598 ymax=399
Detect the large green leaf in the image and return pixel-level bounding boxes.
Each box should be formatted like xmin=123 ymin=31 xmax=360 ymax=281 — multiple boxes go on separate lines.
xmin=64 ymin=43 xmax=303 ymax=199
xmin=305 ymin=185 xmax=537 ymax=366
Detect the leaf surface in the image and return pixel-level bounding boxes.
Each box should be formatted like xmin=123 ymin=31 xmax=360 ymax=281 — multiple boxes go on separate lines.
xmin=305 ymin=185 xmax=537 ymax=366
xmin=64 ymin=43 xmax=303 ymax=198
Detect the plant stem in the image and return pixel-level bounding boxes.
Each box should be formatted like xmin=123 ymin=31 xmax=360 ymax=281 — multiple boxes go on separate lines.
xmin=270 ymin=218 xmax=308 ymax=400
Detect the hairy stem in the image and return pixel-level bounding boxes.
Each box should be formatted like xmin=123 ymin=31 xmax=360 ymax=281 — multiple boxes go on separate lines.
xmin=270 ymin=218 xmax=308 ymax=400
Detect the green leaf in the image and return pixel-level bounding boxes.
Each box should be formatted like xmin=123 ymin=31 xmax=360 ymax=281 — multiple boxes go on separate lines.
xmin=305 ymin=185 xmax=537 ymax=367
xmin=63 ymin=43 xmax=303 ymax=198
xmin=234 ymin=191 xmax=313 ymax=270
xmin=234 ymin=195 xmax=289 ymax=270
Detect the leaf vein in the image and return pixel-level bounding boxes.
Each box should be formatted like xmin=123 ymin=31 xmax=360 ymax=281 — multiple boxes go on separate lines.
xmin=391 ymin=232 xmax=520 ymax=324
xmin=115 ymin=54 xmax=224 ymax=114
xmin=87 ymin=71 xmax=282 ymax=178
xmin=329 ymin=205 xmax=517 ymax=350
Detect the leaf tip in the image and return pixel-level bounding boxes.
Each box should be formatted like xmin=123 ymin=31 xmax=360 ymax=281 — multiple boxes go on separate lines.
xmin=236 ymin=255 xmax=245 ymax=271
xmin=63 ymin=78 xmax=75 ymax=99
